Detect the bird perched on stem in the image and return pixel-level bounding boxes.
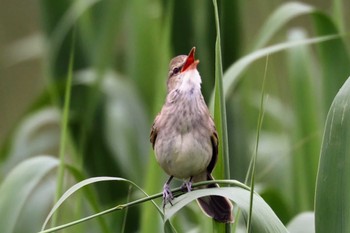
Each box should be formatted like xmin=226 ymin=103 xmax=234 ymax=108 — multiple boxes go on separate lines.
xmin=150 ymin=47 xmax=233 ymax=223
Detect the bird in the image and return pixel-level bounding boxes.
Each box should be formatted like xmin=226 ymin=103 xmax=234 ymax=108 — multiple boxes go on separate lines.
xmin=150 ymin=47 xmax=233 ymax=223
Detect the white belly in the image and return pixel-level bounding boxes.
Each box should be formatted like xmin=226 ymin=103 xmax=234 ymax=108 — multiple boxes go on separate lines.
xmin=155 ymin=132 xmax=212 ymax=179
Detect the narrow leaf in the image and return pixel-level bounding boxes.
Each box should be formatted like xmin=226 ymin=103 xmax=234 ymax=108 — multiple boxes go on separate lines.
xmin=212 ymin=0 xmax=230 ymax=181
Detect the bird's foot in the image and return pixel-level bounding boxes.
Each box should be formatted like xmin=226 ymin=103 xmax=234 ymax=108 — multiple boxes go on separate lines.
xmin=163 ymin=183 xmax=174 ymax=208
xmin=181 ymin=179 xmax=193 ymax=193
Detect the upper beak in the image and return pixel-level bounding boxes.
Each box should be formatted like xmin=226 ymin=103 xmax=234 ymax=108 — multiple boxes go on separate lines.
xmin=181 ymin=47 xmax=200 ymax=72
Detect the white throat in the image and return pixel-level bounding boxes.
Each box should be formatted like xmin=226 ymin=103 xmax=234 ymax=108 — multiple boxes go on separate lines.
xmin=179 ymin=69 xmax=202 ymax=93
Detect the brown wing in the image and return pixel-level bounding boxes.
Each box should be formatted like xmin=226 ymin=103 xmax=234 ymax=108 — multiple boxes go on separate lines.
xmin=150 ymin=114 xmax=160 ymax=149
xmin=207 ymin=123 xmax=218 ymax=173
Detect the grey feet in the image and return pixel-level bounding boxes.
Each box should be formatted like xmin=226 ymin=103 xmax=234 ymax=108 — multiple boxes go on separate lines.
xmin=181 ymin=177 xmax=193 ymax=192
xmin=163 ymin=182 xmax=174 ymax=208
xmin=163 ymin=176 xmax=174 ymax=208
xmin=163 ymin=176 xmax=193 ymax=208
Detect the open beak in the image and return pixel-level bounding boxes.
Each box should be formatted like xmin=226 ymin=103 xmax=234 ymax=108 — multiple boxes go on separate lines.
xmin=181 ymin=47 xmax=200 ymax=72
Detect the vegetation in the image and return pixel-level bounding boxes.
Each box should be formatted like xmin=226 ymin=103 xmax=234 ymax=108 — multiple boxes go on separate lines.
xmin=1 ymin=1 xmax=349 ymax=232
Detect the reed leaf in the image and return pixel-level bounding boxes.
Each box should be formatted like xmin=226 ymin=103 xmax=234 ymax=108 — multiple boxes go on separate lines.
xmin=315 ymin=76 xmax=350 ymax=232
xmin=164 ymin=186 xmax=288 ymax=233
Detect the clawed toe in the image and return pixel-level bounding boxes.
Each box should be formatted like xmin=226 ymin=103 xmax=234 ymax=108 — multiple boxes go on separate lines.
xmin=181 ymin=177 xmax=193 ymax=193
xmin=163 ymin=183 xmax=174 ymax=208
xmin=162 ymin=176 xmax=194 ymax=209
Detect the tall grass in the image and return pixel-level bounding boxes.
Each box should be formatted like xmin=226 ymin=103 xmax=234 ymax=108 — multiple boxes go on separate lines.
xmin=0 ymin=1 xmax=349 ymax=232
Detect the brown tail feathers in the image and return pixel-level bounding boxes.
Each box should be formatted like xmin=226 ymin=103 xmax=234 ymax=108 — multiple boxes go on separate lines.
xmin=193 ymin=173 xmax=234 ymax=223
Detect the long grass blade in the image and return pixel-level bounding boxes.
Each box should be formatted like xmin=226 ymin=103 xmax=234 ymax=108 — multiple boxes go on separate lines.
xmin=41 ymin=176 xmax=177 ymax=233
xmin=212 ymin=0 xmax=230 ymax=182
xmin=208 ymin=34 xmax=339 ymax=109
xmin=315 ymin=76 xmax=350 ymax=232
xmin=52 ymin=27 xmax=76 ymax=226
xmin=212 ymin=1 xmax=230 ymax=232
xmin=253 ymin=2 xmax=315 ymax=50
xmin=247 ymin=56 xmax=268 ymax=233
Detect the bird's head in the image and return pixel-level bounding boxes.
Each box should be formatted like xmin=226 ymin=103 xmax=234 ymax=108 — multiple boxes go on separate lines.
xmin=167 ymin=47 xmax=201 ymax=93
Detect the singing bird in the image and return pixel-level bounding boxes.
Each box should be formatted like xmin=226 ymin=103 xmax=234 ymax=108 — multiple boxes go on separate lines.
xmin=150 ymin=47 xmax=233 ymax=223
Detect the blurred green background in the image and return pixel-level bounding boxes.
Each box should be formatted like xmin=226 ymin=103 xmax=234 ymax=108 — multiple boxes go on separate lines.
xmin=1 ymin=0 xmax=350 ymax=232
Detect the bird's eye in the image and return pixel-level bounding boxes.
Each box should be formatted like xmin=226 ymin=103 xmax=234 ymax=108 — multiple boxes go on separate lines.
xmin=172 ymin=67 xmax=180 ymax=75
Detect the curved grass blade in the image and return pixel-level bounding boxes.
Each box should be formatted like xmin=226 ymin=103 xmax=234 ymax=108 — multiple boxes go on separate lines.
xmin=41 ymin=176 xmax=177 ymax=233
xmin=208 ymin=33 xmax=339 ymax=110
xmin=210 ymin=1 xmax=346 ymax=108
xmin=41 ymin=177 xmax=147 ymax=230
xmin=1 ymin=108 xmax=60 ymax=176
xmin=315 ymin=76 xmax=350 ymax=232
xmin=252 ymin=1 xmax=350 ymax=109
xmin=0 ymin=156 xmax=59 ymax=233
xmin=164 ymin=186 xmax=288 ymax=233
xmin=64 ymin=165 xmax=110 ymax=233
xmin=41 ymin=177 xmax=127 ymax=231
xmin=253 ymin=2 xmax=315 ymax=50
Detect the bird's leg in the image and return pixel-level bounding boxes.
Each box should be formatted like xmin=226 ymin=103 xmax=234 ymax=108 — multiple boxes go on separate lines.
xmin=181 ymin=176 xmax=193 ymax=193
xmin=163 ymin=176 xmax=174 ymax=208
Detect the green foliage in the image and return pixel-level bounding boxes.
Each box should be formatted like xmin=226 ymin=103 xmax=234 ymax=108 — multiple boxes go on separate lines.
xmin=315 ymin=76 xmax=350 ymax=232
xmin=0 ymin=156 xmax=58 ymax=233
xmin=1 ymin=0 xmax=350 ymax=232
xmin=165 ymin=185 xmax=288 ymax=233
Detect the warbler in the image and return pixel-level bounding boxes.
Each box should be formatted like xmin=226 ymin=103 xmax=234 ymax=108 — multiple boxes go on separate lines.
xmin=150 ymin=47 xmax=233 ymax=223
